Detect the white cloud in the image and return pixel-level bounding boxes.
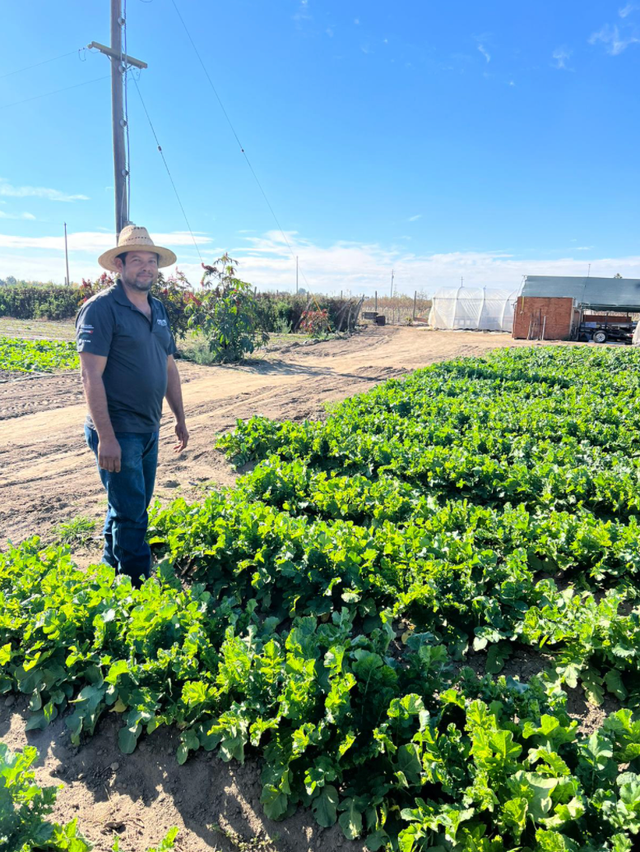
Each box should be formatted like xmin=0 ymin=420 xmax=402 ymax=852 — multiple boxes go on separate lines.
xmin=477 ymin=44 xmax=491 ymax=63
xmin=408 ymin=214 xmax=422 ymax=222
xmin=551 ymin=47 xmax=572 ymax=69
xmin=575 ymin=246 xmax=594 ymax=251
xmin=508 ymin=80 xmax=515 ymax=86
xmin=589 ymin=23 xmax=640 ymax=55
xmin=0 ymin=229 xmax=213 ymax=254
xmin=3 ymin=229 xmax=640 ymax=291
xmin=0 ymin=179 xmax=89 ymax=202
xmin=354 ymin=18 xmax=360 ymax=25
xmin=326 ymin=27 xmax=334 ymax=37
xmin=293 ymin=0 xmax=311 ymax=25
xmin=0 ymin=211 xmax=36 ymax=220
xmin=619 ymin=3 xmax=639 ymax=18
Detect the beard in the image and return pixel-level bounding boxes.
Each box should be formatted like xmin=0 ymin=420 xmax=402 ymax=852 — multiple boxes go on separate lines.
xmin=122 ymin=270 xmax=157 ymax=292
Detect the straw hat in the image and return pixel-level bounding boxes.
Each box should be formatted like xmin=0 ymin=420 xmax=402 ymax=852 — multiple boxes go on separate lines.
xmin=98 ymin=224 xmax=177 ymax=272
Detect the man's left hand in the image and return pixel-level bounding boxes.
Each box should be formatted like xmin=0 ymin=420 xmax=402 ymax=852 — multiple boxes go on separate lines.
xmin=174 ymin=419 xmax=189 ymax=452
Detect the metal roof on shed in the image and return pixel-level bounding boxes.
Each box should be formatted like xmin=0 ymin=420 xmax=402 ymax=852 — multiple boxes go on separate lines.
xmin=521 ymin=275 xmax=640 ymax=311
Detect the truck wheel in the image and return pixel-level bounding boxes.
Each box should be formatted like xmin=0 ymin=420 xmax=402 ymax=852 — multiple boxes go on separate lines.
xmin=593 ymin=330 xmax=607 ymax=344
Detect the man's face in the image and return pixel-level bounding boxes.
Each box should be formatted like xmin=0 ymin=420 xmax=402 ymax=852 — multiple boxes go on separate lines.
xmin=117 ymin=251 xmax=159 ymax=292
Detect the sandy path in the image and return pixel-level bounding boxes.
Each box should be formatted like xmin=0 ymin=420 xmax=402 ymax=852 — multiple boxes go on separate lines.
xmin=0 ymin=327 xmax=538 ymax=547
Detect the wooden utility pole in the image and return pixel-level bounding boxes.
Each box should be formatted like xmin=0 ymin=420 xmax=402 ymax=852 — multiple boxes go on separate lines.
xmin=390 ymin=269 xmax=394 ymax=299
xmin=64 ymin=222 xmax=70 ymax=285
xmin=89 ymin=0 xmax=147 ymax=238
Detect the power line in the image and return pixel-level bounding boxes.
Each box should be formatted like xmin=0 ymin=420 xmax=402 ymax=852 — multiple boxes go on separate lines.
xmin=0 ymin=75 xmax=111 ymax=111
xmin=169 ymin=0 xmax=312 ymax=292
xmin=131 ymin=75 xmax=204 ymax=264
xmin=0 ymin=48 xmax=88 ymax=81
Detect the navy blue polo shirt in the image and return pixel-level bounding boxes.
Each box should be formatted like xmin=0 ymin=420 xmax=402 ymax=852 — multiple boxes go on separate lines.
xmin=75 ymin=281 xmax=177 ymax=433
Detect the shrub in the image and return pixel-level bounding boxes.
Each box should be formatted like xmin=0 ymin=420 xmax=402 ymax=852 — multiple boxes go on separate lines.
xmin=0 ymin=285 xmax=80 ymax=321
xmin=298 ymin=308 xmax=330 ymax=336
xmin=254 ymin=292 xmax=362 ymax=333
xmin=187 ymin=255 xmax=269 ymax=362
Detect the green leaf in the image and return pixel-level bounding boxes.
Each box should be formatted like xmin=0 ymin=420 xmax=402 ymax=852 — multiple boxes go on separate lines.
xmin=501 ymin=796 xmax=528 ymax=840
xmin=581 ymin=667 xmax=605 ymax=706
xmin=339 ymin=798 xmax=363 ymax=840
xmin=25 ymin=705 xmax=56 ymax=732
xmin=485 ymin=643 xmax=512 ymax=675
xmin=605 ymin=670 xmax=628 ymax=701
xmin=118 ymin=725 xmax=140 ymax=755
xmin=312 ymin=784 xmax=339 ymax=827
xmin=397 ymin=743 xmax=422 ymax=786
xmin=261 ymin=783 xmax=289 ymax=821
xmin=365 ymin=830 xmax=390 ymax=851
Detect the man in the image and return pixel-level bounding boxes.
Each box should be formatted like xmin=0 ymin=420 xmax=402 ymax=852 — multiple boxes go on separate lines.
xmin=76 ymin=224 xmax=189 ymax=586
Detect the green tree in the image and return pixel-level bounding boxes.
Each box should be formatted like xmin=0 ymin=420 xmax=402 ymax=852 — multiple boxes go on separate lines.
xmin=188 ymin=254 xmax=268 ymax=362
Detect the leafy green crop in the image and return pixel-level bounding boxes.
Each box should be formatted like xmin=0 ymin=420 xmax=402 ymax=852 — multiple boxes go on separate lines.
xmin=0 ymin=742 xmax=90 ymax=851
xmin=0 ymin=336 xmax=78 ymax=372
xmin=0 ymin=742 xmax=177 ymax=851
xmin=4 ymin=346 xmax=640 ymax=850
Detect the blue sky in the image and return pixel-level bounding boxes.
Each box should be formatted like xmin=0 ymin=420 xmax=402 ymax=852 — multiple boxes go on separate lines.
xmin=1 ymin=0 xmax=639 ymax=293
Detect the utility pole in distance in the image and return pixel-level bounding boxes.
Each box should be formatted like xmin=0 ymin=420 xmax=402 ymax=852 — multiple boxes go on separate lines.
xmin=89 ymin=0 xmax=147 ymax=238
xmin=64 ymin=222 xmax=70 ymax=285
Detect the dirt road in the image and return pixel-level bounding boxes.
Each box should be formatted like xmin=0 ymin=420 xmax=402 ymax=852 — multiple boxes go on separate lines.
xmin=0 ymin=327 xmax=536 ymax=546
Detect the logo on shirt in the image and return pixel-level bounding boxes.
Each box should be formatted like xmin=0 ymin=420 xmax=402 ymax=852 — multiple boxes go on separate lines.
xmin=156 ymin=318 xmax=168 ymax=326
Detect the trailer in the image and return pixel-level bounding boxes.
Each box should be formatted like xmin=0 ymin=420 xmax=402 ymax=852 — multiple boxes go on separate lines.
xmin=578 ymin=314 xmax=636 ymax=344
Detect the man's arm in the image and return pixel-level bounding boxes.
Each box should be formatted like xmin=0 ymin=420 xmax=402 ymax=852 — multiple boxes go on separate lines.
xmin=79 ymin=351 xmax=121 ymax=472
xmin=166 ymin=355 xmax=189 ymax=452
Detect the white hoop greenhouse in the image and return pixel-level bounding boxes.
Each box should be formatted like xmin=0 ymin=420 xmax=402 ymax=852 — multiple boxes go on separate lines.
xmin=428 ymin=285 xmax=520 ymax=332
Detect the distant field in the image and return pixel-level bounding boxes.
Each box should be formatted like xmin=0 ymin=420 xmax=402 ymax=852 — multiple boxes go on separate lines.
xmin=0 ymin=316 xmax=76 ymax=341
xmin=0 ymin=336 xmax=79 ymax=372
xmin=0 ymin=317 xmax=311 ymax=367
xmin=362 ymin=293 xmax=432 ymax=324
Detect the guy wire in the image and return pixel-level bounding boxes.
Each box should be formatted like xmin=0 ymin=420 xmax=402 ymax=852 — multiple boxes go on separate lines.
xmin=169 ymin=0 xmax=314 ymax=296
xmin=132 ymin=75 xmax=204 ymax=264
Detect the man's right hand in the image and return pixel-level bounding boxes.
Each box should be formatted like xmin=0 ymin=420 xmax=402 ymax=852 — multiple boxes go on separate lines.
xmin=98 ymin=437 xmax=122 ymax=473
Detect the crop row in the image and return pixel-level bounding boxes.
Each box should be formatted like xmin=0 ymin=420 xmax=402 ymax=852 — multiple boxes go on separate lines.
xmin=2 ymin=346 xmax=640 ymax=851
xmin=0 ymin=336 xmax=78 ymax=373
xmin=2 ymin=541 xmax=639 ymax=851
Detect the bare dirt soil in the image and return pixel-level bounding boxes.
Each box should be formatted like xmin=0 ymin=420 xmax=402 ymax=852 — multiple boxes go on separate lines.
xmin=0 ymin=327 xmax=548 ymax=852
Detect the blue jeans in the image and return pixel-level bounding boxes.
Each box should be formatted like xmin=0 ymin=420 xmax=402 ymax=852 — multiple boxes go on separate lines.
xmin=84 ymin=426 xmax=159 ymax=585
